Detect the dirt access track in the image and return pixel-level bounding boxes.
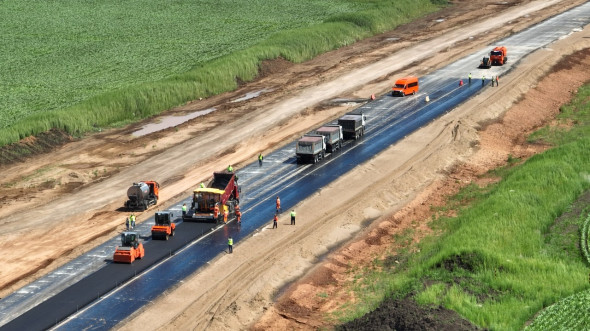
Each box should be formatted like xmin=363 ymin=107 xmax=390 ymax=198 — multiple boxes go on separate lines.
xmin=0 ymin=0 xmax=588 ymax=329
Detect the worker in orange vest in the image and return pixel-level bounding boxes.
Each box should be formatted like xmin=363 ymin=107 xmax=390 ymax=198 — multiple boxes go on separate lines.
xmin=273 ymin=213 xmax=278 ymax=229
xmin=213 ymin=203 xmax=219 ymax=219
xmin=223 ymin=208 xmax=228 ymax=223
xmin=276 ymin=196 xmax=281 ymax=214
xmin=235 ymin=205 xmax=242 ymax=224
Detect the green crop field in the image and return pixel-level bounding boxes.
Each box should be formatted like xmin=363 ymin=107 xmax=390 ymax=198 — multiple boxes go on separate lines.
xmin=0 ymin=0 xmax=444 ymax=147
xmin=336 ymin=83 xmax=590 ymax=329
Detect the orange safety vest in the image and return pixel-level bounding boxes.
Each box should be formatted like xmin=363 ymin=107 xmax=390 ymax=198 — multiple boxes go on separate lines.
xmin=223 ymin=210 xmax=228 ymax=222
xmin=276 ymin=198 xmax=280 ymax=208
xmin=214 ymin=205 xmax=219 ymax=217
xmin=274 ymin=215 xmax=278 ymax=222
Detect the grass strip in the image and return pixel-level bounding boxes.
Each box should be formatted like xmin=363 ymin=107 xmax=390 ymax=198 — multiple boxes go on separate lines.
xmin=337 ymin=82 xmax=590 ymax=329
xmin=0 ymin=0 xmax=444 ymax=147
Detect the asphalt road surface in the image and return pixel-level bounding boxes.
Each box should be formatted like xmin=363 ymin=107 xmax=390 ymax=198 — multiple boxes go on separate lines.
xmin=1 ymin=3 xmax=589 ymax=330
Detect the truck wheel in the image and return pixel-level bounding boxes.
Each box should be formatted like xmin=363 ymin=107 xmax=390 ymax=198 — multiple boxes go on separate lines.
xmin=313 ymin=155 xmax=318 ymax=164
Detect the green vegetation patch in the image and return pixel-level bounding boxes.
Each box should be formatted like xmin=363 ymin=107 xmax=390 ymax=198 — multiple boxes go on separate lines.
xmin=525 ymin=289 xmax=590 ymax=330
xmin=0 ymin=0 xmax=444 ymax=146
xmin=337 ymin=82 xmax=590 ymax=329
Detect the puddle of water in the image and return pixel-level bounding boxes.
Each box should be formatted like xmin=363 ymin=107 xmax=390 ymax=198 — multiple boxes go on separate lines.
xmin=231 ymin=88 xmax=273 ymax=103
xmin=132 ymin=108 xmax=216 ymax=137
xmin=434 ymin=18 xmax=445 ymax=23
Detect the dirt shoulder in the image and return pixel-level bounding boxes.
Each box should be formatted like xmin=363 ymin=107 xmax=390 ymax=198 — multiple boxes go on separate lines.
xmin=119 ymin=6 xmax=590 ymax=331
xmin=0 ymin=0 xmax=584 ymax=321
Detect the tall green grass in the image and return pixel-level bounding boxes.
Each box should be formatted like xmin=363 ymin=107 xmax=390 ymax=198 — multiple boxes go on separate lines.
xmin=337 ymin=83 xmax=590 ymax=329
xmin=0 ymin=0 xmax=444 ymax=147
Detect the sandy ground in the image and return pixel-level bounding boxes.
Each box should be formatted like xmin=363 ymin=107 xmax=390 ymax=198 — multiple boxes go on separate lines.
xmin=0 ymin=0 xmax=587 ymax=328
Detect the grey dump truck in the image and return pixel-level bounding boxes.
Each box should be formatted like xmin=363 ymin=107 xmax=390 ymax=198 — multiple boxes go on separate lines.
xmin=296 ymin=134 xmax=326 ymax=164
xmin=315 ymin=124 xmax=343 ymax=153
xmin=338 ymin=112 xmax=366 ymax=140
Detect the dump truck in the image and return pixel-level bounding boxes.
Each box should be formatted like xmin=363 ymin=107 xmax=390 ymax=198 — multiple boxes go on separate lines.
xmin=296 ymin=134 xmax=326 ymax=164
xmin=151 ymin=211 xmax=175 ymax=240
xmin=183 ymin=171 xmax=240 ymax=223
xmin=338 ymin=112 xmax=366 ymax=140
xmin=315 ymin=125 xmax=343 ymax=153
xmin=490 ymin=46 xmax=507 ymax=65
xmin=125 ymin=181 xmax=159 ymax=211
xmin=113 ymin=232 xmax=145 ymax=263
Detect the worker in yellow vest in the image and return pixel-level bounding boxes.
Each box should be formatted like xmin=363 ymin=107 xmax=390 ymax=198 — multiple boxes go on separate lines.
xmin=290 ymin=210 xmax=296 ymax=225
xmin=228 ymin=236 xmax=233 ymax=254
xmin=182 ymin=203 xmax=187 ymax=217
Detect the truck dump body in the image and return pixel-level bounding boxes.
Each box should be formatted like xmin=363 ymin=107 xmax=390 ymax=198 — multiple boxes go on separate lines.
xmin=338 ymin=114 xmax=366 ymax=140
xmin=315 ymin=125 xmax=342 ymax=152
xmin=296 ymin=135 xmax=326 ymax=164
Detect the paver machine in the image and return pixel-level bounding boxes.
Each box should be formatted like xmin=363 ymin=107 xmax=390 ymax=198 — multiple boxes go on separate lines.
xmin=183 ymin=171 xmax=240 ymax=223
xmin=113 ymin=232 xmax=145 ymax=263
xmin=151 ymin=211 xmax=175 ymax=240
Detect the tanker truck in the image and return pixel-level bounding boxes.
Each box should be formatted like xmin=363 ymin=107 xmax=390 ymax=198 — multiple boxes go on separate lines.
xmin=183 ymin=171 xmax=240 ymax=223
xmin=124 ymin=181 xmax=159 ymax=211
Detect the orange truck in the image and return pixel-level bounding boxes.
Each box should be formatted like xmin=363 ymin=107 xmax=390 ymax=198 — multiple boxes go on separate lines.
xmin=490 ymin=46 xmax=508 ymax=65
xmin=392 ymin=76 xmax=419 ymax=96
xmin=113 ymin=232 xmax=145 ymax=263
xmin=151 ymin=212 xmax=175 ymax=240
xmin=125 ymin=181 xmax=159 ymax=211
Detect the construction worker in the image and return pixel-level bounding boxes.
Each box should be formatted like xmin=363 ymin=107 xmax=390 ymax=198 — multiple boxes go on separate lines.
xmin=496 ymin=75 xmax=499 ymax=86
xmin=130 ymin=213 xmax=136 ymax=229
xmin=227 ymin=165 xmax=233 ymax=172
xmin=258 ymin=153 xmax=264 ymax=165
xmin=235 ymin=205 xmax=242 ymax=224
xmin=273 ymin=213 xmax=278 ymax=229
xmin=182 ymin=203 xmax=187 ymax=217
xmin=491 ymin=76 xmax=495 ymax=87
xmin=125 ymin=217 xmax=130 ymax=231
xmin=200 ymin=182 xmax=205 ymax=188
xmin=468 ymin=72 xmax=472 ymax=84
xmin=482 ymin=75 xmax=485 ymax=87
xmin=228 ymin=236 xmax=233 ymax=254
xmin=276 ymin=196 xmax=281 ymax=214
xmin=214 ymin=203 xmax=219 ymax=220
xmin=223 ymin=208 xmax=228 ymax=223
xmin=290 ymin=209 xmax=296 ymax=225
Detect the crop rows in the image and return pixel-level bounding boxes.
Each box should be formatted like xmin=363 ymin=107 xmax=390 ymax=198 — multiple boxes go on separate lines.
xmin=0 ymin=0 xmax=373 ymax=134
xmin=525 ymin=289 xmax=590 ymax=330
xmin=581 ymin=213 xmax=590 ymax=265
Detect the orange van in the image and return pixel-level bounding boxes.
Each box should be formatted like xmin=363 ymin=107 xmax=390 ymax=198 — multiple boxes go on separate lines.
xmin=392 ymin=76 xmax=419 ymax=96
